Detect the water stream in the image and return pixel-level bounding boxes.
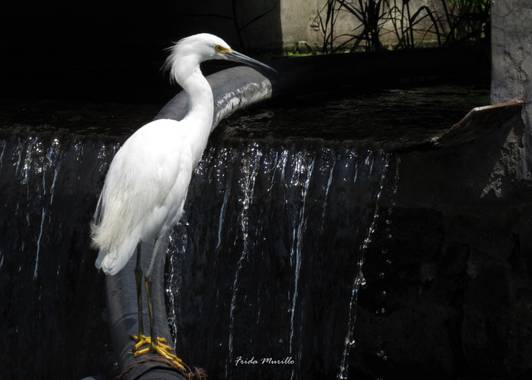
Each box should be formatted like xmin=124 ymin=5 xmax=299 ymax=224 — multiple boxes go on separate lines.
xmin=0 ymin=85 xmax=488 ymax=379
xmin=164 ymin=141 xmax=394 ymax=380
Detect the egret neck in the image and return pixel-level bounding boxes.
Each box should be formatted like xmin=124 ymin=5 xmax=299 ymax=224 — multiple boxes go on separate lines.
xmin=175 ymin=64 xmax=214 ymax=164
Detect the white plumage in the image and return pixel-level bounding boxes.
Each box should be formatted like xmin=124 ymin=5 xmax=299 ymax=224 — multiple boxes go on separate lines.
xmin=91 ymin=33 xmax=274 ymax=277
xmin=92 ymin=119 xmax=193 ymax=275
xmin=91 ymin=34 xmax=223 ymax=276
xmin=90 ymin=33 xmax=275 ymax=369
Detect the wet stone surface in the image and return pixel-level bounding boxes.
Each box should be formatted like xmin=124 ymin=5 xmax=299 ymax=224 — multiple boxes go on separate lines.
xmin=3 ymin=85 xmax=532 ymax=380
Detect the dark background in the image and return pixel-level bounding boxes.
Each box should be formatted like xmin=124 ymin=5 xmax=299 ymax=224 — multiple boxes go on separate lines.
xmin=0 ymin=1 xmax=282 ymax=102
xmin=1 ymin=1 xmax=182 ymax=102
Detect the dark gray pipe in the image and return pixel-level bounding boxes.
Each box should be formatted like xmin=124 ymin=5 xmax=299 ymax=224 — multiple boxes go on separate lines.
xmin=105 ymin=66 xmax=275 ymax=380
xmin=156 ymin=66 xmax=276 ymax=126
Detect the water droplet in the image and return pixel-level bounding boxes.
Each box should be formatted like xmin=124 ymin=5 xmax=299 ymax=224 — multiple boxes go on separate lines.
xmin=348 ymin=339 xmax=356 ymax=346
xmin=355 ymin=272 xmax=366 ymax=287
xmin=377 ymin=349 xmax=388 ymax=360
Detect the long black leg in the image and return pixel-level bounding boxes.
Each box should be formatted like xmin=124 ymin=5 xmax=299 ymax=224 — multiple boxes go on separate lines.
xmin=143 ymin=258 xmax=188 ymax=373
xmin=144 ymin=275 xmax=156 ymax=347
xmin=135 ymin=244 xmax=144 ymax=337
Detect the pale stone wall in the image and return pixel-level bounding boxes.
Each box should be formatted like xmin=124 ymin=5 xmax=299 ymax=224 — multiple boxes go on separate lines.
xmin=174 ymin=0 xmax=447 ymax=52
xmin=279 ymin=0 xmax=320 ymax=50
xmin=491 ymin=0 xmax=532 ymax=182
xmin=279 ymin=0 xmax=446 ymax=52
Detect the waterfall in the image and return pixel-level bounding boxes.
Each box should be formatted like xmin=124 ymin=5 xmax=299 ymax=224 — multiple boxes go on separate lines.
xmin=0 ymin=128 xmax=399 ymax=379
xmin=337 ymin=153 xmax=390 ymax=380
xmin=165 ymin=140 xmax=398 ymax=380
xmin=0 ymin=131 xmax=118 ymax=379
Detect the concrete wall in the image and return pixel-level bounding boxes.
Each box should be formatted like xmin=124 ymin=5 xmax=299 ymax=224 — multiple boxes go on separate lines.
xmin=173 ymin=0 xmax=445 ymax=53
xmin=280 ymin=0 xmax=445 ymax=51
xmin=491 ymin=0 xmax=532 ymax=183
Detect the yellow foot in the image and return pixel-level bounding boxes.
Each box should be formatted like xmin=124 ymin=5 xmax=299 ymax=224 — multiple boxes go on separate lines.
xmin=131 ymin=335 xmax=188 ymax=373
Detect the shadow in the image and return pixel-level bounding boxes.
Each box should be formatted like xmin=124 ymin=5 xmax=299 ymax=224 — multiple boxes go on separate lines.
xmin=396 ymin=112 xmax=528 ymax=210
xmin=177 ymin=0 xmax=283 ymax=53
xmin=0 ymin=1 xmax=283 ymax=103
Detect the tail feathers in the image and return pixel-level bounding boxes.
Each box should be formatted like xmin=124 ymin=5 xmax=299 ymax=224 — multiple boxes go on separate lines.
xmin=94 ymin=234 xmax=139 ymax=276
xmin=91 ymin=194 xmax=142 ymax=275
xmin=95 ymin=249 xmax=106 ymax=269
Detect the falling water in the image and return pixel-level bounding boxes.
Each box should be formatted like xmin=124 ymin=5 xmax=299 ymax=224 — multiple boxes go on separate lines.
xmin=336 ymin=152 xmax=394 ymax=380
xmin=288 ymin=152 xmax=314 ymax=349
xmin=159 ymin=139 xmax=396 ymax=380
xmin=0 ymin=131 xmax=118 ymax=379
xmin=0 ymin=128 xmax=399 ymax=380
xmin=319 ymin=150 xmax=336 ymax=232
xmin=166 ymin=229 xmax=189 ymax=349
xmin=0 ymin=140 xmax=7 ymax=173
xmin=225 ymin=143 xmax=262 ymax=378
xmin=1 ymin=86 xmax=495 ymax=380
xmin=287 ymin=152 xmax=314 ymax=380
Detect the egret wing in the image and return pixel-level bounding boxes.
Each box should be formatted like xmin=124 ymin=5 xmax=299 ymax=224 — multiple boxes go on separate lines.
xmin=92 ymin=120 xmax=190 ymax=274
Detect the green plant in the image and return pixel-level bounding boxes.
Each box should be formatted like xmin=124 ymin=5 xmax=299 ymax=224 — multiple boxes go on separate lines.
xmin=441 ymin=0 xmax=490 ymax=45
xmin=312 ymin=0 xmax=490 ymax=54
xmin=337 ymin=0 xmax=388 ymax=52
xmin=387 ymin=0 xmax=442 ymax=49
xmin=314 ymin=0 xmax=343 ymax=54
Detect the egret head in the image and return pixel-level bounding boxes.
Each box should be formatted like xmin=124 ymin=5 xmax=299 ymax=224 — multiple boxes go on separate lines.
xmin=165 ymin=33 xmax=275 ymax=83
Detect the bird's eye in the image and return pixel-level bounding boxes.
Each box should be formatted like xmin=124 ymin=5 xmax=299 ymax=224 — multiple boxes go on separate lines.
xmin=215 ymin=45 xmax=231 ymax=54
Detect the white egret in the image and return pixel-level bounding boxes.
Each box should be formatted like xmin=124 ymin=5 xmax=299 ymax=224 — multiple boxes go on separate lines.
xmin=91 ymin=33 xmax=275 ymax=372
